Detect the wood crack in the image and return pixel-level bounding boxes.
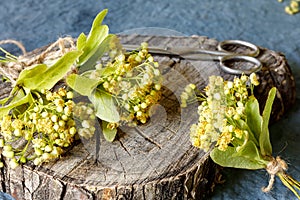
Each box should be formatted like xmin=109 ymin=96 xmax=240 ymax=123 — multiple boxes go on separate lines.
xmin=113 ymin=148 xmax=127 ymax=181
xmin=134 ymin=127 xmax=162 ymax=149
xmin=118 ymin=140 xmax=131 ymax=157
xmin=59 ymin=180 xmax=67 ymax=200
xmin=0 ymin=159 xmax=6 ymax=193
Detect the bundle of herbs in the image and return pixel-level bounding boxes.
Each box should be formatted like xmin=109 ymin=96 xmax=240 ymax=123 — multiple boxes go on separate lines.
xmin=0 ymin=9 xmax=162 ymax=168
xmin=181 ymin=74 xmax=300 ymax=198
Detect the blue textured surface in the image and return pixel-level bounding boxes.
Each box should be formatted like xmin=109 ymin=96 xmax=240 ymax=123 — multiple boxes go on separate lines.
xmin=0 ymin=0 xmax=300 ymax=199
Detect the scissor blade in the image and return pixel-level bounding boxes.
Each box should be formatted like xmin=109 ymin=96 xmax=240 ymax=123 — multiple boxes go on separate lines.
xmin=122 ymin=44 xmax=227 ymax=60
xmin=122 ymin=44 xmax=179 ymax=56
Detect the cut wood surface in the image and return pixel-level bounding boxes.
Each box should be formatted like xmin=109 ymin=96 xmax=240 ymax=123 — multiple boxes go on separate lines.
xmin=0 ymin=35 xmax=296 ymax=200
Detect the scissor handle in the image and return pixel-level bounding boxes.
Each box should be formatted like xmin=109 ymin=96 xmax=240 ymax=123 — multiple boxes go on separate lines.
xmin=219 ymin=55 xmax=262 ymax=75
xmin=217 ymin=40 xmax=260 ymax=57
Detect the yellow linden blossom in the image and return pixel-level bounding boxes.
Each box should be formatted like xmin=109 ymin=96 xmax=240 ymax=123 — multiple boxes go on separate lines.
xmin=190 ymin=124 xmax=202 ymax=147
xmin=235 ymin=128 xmax=244 ymax=139
xmin=216 ymin=131 xmax=232 ymax=151
xmin=250 ymin=73 xmax=259 ymax=86
xmin=189 ymin=75 xmax=226 ymax=152
xmin=187 ymin=73 xmax=260 ymax=152
xmin=283 ymin=0 xmax=300 ymax=15
xmin=181 ymin=84 xmax=197 ymax=107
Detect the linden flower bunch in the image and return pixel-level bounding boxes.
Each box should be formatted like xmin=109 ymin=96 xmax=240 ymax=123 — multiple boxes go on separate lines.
xmin=67 ymin=42 xmax=162 ymax=141
xmin=182 ymin=73 xmax=300 ymax=198
xmin=65 ymin=9 xmax=163 ymax=141
xmin=94 ymin=42 xmax=162 ymax=126
xmin=72 ymin=102 xmax=96 ymax=140
xmin=188 ymin=74 xmax=258 ymax=152
xmin=0 ymin=88 xmax=96 ymax=168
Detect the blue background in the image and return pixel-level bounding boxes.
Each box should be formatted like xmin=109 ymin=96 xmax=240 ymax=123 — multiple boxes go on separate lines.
xmin=1 ymin=1 xmax=300 ymax=199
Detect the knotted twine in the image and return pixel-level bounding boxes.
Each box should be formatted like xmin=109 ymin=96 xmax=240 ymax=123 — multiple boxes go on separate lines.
xmin=263 ymin=156 xmax=288 ymax=192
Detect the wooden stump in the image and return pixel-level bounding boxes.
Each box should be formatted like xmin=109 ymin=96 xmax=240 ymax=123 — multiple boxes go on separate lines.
xmin=0 ymin=35 xmax=296 ymax=200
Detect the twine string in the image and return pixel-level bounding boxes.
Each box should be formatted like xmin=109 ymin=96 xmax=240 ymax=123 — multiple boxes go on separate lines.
xmin=0 ymin=39 xmax=27 ymax=55
xmin=35 ymin=36 xmax=75 ymax=63
xmin=0 ymin=37 xmax=76 ymax=84
xmin=262 ymin=156 xmax=288 ymax=193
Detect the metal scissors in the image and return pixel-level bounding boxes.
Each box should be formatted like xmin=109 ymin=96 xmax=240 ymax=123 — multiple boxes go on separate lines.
xmin=123 ymin=40 xmax=261 ymax=75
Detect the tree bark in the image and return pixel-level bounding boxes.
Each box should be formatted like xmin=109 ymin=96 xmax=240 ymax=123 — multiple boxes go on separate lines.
xmin=0 ymin=35 xmax=295 ymax=200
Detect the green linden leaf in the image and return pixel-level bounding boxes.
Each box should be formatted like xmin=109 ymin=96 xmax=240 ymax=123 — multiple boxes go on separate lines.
xmin=78 ymin=25 xmax=108 ymax=65
xmin=245 ymin=96 xmax=262 ymax=142
xmin=9 ymin=87 xmax=27 ymax=103
xmin=77 ymin=33 xmax=87 ymax=51
xmin=232 ymin=140 xmax=265 ymax=164
xmin=102 ymin=120 xmax=117 ymax=142
xmin=66 ymin=74 xmax=100 ymax=96
xmin=77 ymin=9 xmax=109 ymax=66
xmin=210 ymin=143 xmax=266 ymax=170
xmin=79 ymin=34 xmax=116 ymax=72
xmin=0 ymin=86 xmax=27 ymax=107
xmin=16 ymin=64 xmax=48 ymax=86
xmin=10 ymin=88 xmax=33 ymax=115
xmin=80 ymin=70 xmax=94 ymax=78
xmin=0 ymin=91 xmax=32 ymax=117
xmin=23 ymin=50 xmax=82 ymax=91
xmin=0 ymin=96 xmax=10 ymax=105
xmin=234 ymin=119 xmax=259 ymax=146
xmin=79 ymin=65 xmax=117 ymax=81
xmin=87 ymin=9 xmax=108 ymax=46
xmin=89 ymin=88 xmax=120 ymax=123
xmin=260 ymin=87 xmax=277 ymax=156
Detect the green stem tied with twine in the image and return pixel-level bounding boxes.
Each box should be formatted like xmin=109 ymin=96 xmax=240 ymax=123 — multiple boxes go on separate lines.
xmin=181 ymin=73 xmax=300 ymax=198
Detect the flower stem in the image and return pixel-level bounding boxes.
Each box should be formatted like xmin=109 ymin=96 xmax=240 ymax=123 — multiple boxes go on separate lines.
xmin=278 ymin=172 xmax=300 ymax=199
